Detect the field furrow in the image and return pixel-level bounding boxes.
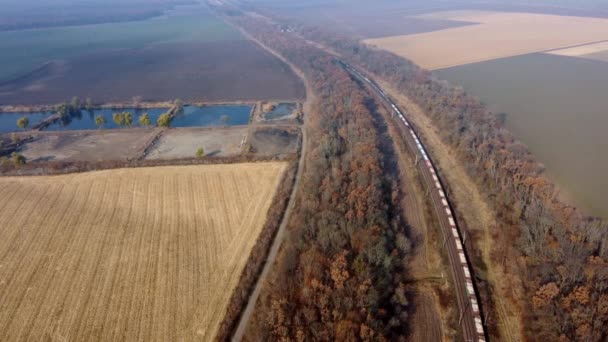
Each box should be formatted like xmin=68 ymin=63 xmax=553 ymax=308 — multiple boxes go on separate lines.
xmin=0 ymin=162 xmax=286 ymax=341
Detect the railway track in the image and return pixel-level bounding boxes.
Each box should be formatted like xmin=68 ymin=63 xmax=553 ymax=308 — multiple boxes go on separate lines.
xmin=341 ymin=61 xmax=488 ymax=342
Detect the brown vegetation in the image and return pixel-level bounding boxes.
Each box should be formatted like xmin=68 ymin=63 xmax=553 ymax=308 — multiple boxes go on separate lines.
xmin=295 ymin=21 xmax=608 ymax=341
xmin=0 ymin=153 xmax=296 ymax=177
xmin=228 ymin=14 xmax=414 ymax=341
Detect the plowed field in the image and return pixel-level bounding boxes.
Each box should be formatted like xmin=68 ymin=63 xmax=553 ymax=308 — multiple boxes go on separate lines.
xmin=0 ymin=162 xmax=286 ymax=341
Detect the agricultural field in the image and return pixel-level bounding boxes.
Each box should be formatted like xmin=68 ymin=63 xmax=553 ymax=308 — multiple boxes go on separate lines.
xmin=364 ymin=11 xmax=608 ymax=70
xmin=248 ymin=0 xmax=475 ymax=38
xmin=0 ymin=162 xmax=287 ymax=341
xmin=308 ymin=3 xmax=608 ymax=218
xmin=436 ymin=53 xmax=608 ymax=218
xmin=0 ymin=5 xmax=305 ymax=105
xmin=0 ymin=0 xmax=195 ymax=31
xmin=0 ymin=10 xmax=237 ymax=83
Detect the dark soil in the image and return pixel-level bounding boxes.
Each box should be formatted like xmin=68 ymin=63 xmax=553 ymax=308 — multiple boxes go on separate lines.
xmin=0 ymin=40 xmax=305 ymax=105
xmin=249 ymin=127 xmax=299 ymax=156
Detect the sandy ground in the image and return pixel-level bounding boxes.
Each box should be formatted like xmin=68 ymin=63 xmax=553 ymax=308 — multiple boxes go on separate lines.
xmin=19 ymin=129 xmax=159 ymax=162
xmin=15 ymin=125 xmax=300 ymax=163
xmin=0 ymin=163 xmax=287 ymax=341
xmin=144 ymin=127 xmax=247 ymax=159
xmin=365 ymin=11 xmax=608 ymax=70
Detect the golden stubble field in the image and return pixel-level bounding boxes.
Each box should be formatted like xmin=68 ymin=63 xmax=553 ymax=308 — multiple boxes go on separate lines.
xmin=365 ymin=11 xmax=608 ymax=70
xmin=0 ymin=162 xmax=287 ymax=341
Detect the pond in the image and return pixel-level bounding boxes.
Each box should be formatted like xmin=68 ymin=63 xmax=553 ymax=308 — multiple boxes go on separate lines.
xmin=171 ymin=105 xmax=251 ymax=127
xmin=263 ymin=103 xmax=296 ymax=120
xmin=0 ymin=112 xmax=53 ymax=133
xmin=0 ymin=105 xmax=253 ymax=132
xmin=45 ymin=108 xmax=168 ymax=131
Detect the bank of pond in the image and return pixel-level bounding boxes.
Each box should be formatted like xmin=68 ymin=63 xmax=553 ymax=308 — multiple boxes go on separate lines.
xmin=264 ymin=102 xmax=297 ymax=120
xmin=0 ymin=105 xmax=253 ymax=133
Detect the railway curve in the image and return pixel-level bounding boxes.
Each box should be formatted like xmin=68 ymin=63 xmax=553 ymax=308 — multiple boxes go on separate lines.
xmin=341 ymin=61 xmax=488 ymax=342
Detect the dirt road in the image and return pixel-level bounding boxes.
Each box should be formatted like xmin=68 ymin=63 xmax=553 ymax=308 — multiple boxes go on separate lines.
xmin=226 ymin=16 xmax=315 ymax=342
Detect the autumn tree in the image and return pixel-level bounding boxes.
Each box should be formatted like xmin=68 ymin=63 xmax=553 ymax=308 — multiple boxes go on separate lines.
xmin=196 ymin=147 xmax=205 ymax=159
xmin=95 ymin=115 xmax=106 ymax=129
xmin=16 ymin=117 xmax=29 ymax=130
xmin=112 ymin=112 xmax=125 ymax=127
xmin=157 ymin=113 xmax=172 ymax=128
xmin=124 ymin=112 xmax=133 ymax=127
xmin=139 ymin=113 xmax=151 ymax=127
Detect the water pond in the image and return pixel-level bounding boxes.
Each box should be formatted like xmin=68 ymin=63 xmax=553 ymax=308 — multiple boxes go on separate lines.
xmin=0 ymin=105 xmax=253 ymax=132
xmin=172 ymin=105 xmax=251 ymax=127
xmin=0 ymin=112 xmax=53 ymax=133
xmin=264 ymin=103 xmax=296 ymax=120
xmin=45 ymin=108 xmax=168 ymax=131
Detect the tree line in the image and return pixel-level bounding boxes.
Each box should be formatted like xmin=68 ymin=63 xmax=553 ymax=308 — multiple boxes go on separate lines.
xmin=291 ymin=22 xmax=608 ymax=341
xmin=233 ymin=15 xmax=413 ymax=341
xmin=13 ymin=96 xmax=177 ymax=130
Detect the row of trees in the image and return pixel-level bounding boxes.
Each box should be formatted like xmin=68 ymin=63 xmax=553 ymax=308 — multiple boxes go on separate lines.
xmin=13 ymin=97 xmax=181 ymax=131
xmin=292 ymin=22 xmax=608 ymax=341
xmin=234 ymin=15 xmax=413 ymax=340
xmin=14 ymin=110 xmax=166 ymax=131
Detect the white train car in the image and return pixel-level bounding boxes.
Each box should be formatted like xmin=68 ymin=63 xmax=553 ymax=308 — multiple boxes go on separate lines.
xmin=459 ymin=252 xmax=467 ymax=264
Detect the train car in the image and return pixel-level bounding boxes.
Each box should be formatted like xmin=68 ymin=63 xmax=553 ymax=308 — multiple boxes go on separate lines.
xmin=475 ymin=317 xmax=484 ymax=335
xmin=448 ymin=216 xmax=455 ymax=226
xmin=455 ymin=239 xmax=463 ymax=251
xmin=459 ymin=252 xmax=467 ymax=264
xmin=466 ymin=282 xmax=475 ymax=296
xmin=471 ymin=298 xmax=480 ymax=314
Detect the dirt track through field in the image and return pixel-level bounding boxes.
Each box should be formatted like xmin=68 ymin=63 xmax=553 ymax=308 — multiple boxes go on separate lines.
xmin=0 ymin=163 xmax=286 ymax=341
xmin=225 ymin=12 xmax=312 ymax=341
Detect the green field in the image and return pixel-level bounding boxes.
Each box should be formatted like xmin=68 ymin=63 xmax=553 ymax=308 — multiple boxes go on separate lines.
xmin=0 ymin=11 xmax=241 ymax=82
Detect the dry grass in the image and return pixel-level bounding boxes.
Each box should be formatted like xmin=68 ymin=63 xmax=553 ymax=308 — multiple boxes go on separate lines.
xmin=0 ymin=162 xmax=287 ymax=341
xmin=365 ymin=11 xmax=608 ymax=70
xmin=21 ymin=129 xmax=161 ymax=162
